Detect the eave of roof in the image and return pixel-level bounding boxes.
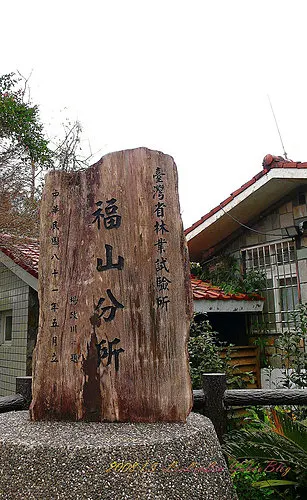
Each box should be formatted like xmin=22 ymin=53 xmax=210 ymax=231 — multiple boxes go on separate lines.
xmin=185 ymin=155 xmax=307 ymax=261
xmin=0 ymin=234 xmax=39 ymax=279
xmin=185 ymin=155 xmax=307 ymax=236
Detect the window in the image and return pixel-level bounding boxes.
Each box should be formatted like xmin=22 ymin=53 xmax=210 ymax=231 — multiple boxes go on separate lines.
xmin=280 ymin=277 xmax=299 ymax=326
xmin=0 ymin=310 xmax=13 ymax=342
xmin=242 ymin=240 xmax=299 ymax=334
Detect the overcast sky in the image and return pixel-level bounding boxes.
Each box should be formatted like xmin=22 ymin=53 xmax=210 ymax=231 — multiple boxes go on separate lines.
xmin=2 ymin=1 xmax=307 ymax=228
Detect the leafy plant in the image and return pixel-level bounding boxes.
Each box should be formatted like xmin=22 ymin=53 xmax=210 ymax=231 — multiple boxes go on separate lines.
xmin=188 ymin=313 xmax=254 ymax=389
xmin=223 ymin=408 xmax=307 ymax=497
xmin=190 ymin=262 xmax=202 ymax=277
xmin=253 ymin=335 xmax=271 ymax=368
xmin=196 ymin=254 xmax=243 ymax=293
xmin=228 ymin=459 xmax=277 ymax=499
xmin=0 ymin=72 xmax=92 ymax=238
xmin=188 ymin=313 xmax=224 ymax=388
xmin=274 ymin=304 xmax=307 ymax=389
xmin=191 ymin=255 xmax=265 ymax=296
xmin=0 ymin=72 xmax=52 ymax=168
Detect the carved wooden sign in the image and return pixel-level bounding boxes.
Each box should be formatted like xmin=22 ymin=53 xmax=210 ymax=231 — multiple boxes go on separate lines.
xmin=30 ymin=148 xmax=193 ymax=422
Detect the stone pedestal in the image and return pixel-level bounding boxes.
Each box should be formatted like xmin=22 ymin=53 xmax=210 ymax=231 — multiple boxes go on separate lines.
xmin=0 ymin=412 xmax=236 ymax=500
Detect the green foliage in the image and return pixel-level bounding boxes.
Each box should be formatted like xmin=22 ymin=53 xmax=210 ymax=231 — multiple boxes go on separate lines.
xmin=192 ymin=254 xmax=242 ymax=293
xmin=190 ymin=262 xmax=202 ymax=276
xmin=0 ymin=72 xmax=91 ymax=237
xmin=223 ymin=408 xmax=307 ymax=497
xmin=188 ymin=313 xmax=254 ymax=389
xmin=252 ymin=335 xmax=270 ymax=368
xmin=0 ymin=73 xmax=52 ymax=166
xmin=239 ymin=406 xmax=271 ymax=431
xmin=243 ymin=269 xmax=266 ymax=295
xmin=228 ymin=459 xmax=277 ymax=499
xmin=191 ymin=255 xmax=266 ymax=296
xmin=226 ymin=404 xmax=268 ymax=434
xmin=274 ymin=303 xmax=307 ymax=389
xmin=188 ymin=313 xmax=224 ymax=388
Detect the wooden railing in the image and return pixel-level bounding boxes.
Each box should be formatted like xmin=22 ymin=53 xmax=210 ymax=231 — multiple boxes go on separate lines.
xmin=193 ymin=373 xmax=307 ymax=442
xmin=0 ymin=377 xmax=32 ymax=413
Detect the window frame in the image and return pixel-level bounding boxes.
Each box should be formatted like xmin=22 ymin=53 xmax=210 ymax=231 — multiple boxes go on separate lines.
xmin=0 ymin=309 xmax=13 ymax=344
xmin=242 ymin=238 xmax=299 ymax=334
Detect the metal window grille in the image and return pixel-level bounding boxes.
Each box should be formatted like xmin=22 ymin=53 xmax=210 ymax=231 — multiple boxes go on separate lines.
xmin=242 ymin=239 xmax=299 ymax=334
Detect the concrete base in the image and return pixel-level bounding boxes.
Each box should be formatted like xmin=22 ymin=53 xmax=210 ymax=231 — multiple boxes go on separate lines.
xmin=0 ymin=412 xmax=236 ymax=500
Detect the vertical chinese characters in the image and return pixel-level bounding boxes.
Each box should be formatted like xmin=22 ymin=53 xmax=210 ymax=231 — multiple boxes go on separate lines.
xmin=50 ymin=190 xmax=60 ymax=363
xmin=153 ymin=167 xmax=171 ymax=311
xmin=70 ymin=295 xmax=80 ymax=363
xmin=91 ymin=197 xmax=125 ymax=371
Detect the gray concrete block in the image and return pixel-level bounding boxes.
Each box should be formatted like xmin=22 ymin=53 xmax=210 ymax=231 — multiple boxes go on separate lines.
xmin=293 ymin=205 xmax=307 ymax=220
xmin=279 ymin=203 xmax=288 ymax=215
xmin=245 ymin=232 xmax=259 ymax=246
xmin=280 ymin=213 xmax=294 ymax=228
xmin=271 ymin=212 xmax=280 ymax=230
xmin=0 ymin=411 xmax=237 ymax=500
xmin=286 ymin=201 xmax=293 ymax=213
xmin=297 ymin=248 xmax=307 ymax=262
xmin=300 ymin=283 xmax=307 ymax=303
xmin=265 ymin=229 xmax=284 ymax=242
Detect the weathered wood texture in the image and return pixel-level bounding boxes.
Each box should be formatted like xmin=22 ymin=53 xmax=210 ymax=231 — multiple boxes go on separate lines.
xmin=0 ymin=394 xmax=26 ymax=413
xmin=30 ymin=148 xmax=193 ymax=422
xmin=224 ymin=389 xmax=307 ymax=407
xmin=203 ymin=373 xmax=227 ymax=441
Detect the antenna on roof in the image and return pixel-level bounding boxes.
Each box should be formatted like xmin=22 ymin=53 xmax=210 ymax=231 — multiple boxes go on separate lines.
xmin=267 ymin=95 xmax=288 ymax=159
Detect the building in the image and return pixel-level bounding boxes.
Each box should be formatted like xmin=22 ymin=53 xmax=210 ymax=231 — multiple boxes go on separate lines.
xmin=185 ymin=154 xmax=307 ymax=367
xmin=0 ymin=234 xmax=38 ymax=395
xmin=0 ymin=232 xmax=264 ymax=395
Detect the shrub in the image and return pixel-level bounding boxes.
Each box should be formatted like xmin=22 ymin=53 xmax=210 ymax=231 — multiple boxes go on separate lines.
xmin=228 ymin=459 xmax=276 ymax=499
xmin=191 ymin=256 xmax=266 ymax=296
xmin=188 ymin=313 xmax=254 ymax=389
xmin=223 ymin=409 xmax=307 ymax=498
xmin=188 ymin=312 xmax=224 ymax=389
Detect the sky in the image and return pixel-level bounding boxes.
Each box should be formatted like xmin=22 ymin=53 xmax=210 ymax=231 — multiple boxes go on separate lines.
xmin=2 ymin=0 xmax=307 ymax=228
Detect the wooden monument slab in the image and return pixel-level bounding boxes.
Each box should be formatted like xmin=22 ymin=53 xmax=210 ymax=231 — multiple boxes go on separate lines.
xmin=30 ymin=147 xmax=193 ymax=422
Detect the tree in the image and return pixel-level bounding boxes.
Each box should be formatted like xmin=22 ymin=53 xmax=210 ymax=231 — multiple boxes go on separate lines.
xmin=0 ymin=72 xmax=52 ymax=202
xmin=0 ymin=72 xmax=92 ymax=237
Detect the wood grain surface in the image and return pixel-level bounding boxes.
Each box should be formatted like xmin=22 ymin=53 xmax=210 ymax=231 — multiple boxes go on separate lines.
xmin=30 ymin=148 xmax=193 ymax=422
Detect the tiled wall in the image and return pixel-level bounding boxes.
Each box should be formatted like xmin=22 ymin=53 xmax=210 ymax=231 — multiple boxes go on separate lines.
xmin=225 ymin=199 xmax=295 ymax=252
xmin=225 ymin=188 xmax=307 ymax=303
xmin=216 ymin=187 xmax=307 ymax=368
xmin=0 ymin=262 xmax=29 ymax=396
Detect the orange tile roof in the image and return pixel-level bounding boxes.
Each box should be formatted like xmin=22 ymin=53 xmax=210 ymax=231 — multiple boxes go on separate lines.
xmin=0 ymin=235 xmax=263 ymax=302
xmin=185 ymin=154 xmax=307 ymax=236
xmin=191 ymin=276 xmax=264 ymax=301
xmin=0 ymin=234 xmax=39 ymax=278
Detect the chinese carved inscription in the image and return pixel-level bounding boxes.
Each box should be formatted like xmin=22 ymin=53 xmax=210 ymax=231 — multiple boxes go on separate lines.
xmin=30 ymin=147 xmax=193 ymax=423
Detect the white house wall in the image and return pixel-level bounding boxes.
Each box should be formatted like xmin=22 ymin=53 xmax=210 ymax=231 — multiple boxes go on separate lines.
xmin=0 ymin=262 xmax=29 ymax=396
xmin=194 ymin=299 xmax=264 ymax=313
